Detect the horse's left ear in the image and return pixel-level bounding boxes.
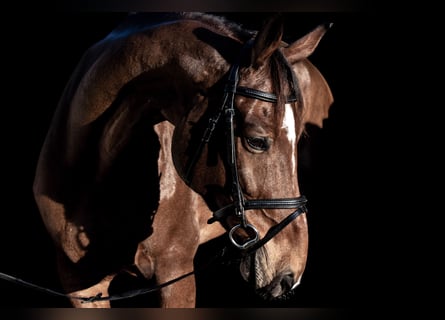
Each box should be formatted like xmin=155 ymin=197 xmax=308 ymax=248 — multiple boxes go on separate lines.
xmin=282 ymin=23 xmax=333 ymax=63
xmin=251 ymin=14 xmax=284 ymax=68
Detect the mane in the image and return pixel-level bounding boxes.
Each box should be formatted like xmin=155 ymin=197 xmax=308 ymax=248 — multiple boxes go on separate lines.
xmin=107 ymin=12 xmax=255 ymax=42
xmin=180 ymin=12 xmax=255 ymax=41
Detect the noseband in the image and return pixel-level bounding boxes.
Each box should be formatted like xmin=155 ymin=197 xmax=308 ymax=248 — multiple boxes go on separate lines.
xmin=185 ymin=41 xmax=308 ymax=252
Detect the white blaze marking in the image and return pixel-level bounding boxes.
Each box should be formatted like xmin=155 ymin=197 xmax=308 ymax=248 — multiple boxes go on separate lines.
xmin=282 ymin=103 xmax=297 ymax=176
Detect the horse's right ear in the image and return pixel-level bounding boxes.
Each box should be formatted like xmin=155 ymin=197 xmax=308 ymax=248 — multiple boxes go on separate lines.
xmin=250 ymin=13 xmax=284 ymax=68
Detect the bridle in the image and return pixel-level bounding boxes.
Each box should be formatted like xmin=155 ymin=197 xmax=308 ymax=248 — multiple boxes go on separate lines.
xmin=184 ymin=40 xmax=308 ymax=253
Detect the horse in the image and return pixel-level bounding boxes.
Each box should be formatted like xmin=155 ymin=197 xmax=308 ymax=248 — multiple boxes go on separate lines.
xmin=32 ymin=12 xmax=333 ymax=308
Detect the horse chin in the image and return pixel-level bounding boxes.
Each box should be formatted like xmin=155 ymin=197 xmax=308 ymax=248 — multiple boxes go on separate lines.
xmin=256 ymin=285 xmax=297 ymax=301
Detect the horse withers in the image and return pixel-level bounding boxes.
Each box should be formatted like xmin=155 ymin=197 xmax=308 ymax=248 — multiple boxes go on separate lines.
xmin=33 ymin=12 xmax=333 ymax=307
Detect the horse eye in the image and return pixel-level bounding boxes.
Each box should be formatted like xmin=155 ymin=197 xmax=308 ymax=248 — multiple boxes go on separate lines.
xmin=246 ymin=137 xmax=269 ymax=151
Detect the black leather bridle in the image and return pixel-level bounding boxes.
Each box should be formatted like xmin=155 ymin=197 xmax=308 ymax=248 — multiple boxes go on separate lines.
xmin=184 ymin=41 xmax=308 ymax=253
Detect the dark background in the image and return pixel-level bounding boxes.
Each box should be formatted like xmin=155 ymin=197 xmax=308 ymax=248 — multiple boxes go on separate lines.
xmin=0 ymin=8 xmax=395 ymax=312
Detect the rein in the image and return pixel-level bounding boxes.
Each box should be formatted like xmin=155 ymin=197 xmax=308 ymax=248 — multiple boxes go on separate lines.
xmin=0 ymin=270 xmax=195 ymax=304
xmin=0 ymin=243 xmax=230 ymax=304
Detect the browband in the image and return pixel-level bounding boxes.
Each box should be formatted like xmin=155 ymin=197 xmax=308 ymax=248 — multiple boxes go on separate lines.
xmin=234 ymin=86 xmax=298 ymax=103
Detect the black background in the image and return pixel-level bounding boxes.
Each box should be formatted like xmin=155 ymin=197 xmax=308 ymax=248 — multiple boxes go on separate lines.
xmin=0 ymin=5 xmax=406 ymax=314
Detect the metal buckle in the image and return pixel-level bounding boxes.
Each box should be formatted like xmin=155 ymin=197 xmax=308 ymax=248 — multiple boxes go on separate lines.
xmin=228 ymin=223 xmax=259 ymax=250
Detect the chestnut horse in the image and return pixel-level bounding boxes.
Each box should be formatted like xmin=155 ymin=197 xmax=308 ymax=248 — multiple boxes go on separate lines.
xmin=33 ymin=12 xmax=333 ymax=307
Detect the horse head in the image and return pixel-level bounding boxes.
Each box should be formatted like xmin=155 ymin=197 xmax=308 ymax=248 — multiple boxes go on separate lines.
xmin=172 ymin=14 xmax=333 ymax=300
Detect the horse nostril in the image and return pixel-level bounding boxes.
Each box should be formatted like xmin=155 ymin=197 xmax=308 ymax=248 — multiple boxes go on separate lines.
xmin=280 ymin=273 xmax=295 ymax=291
xmin=268 ymin=273 xmax=296 ymax=298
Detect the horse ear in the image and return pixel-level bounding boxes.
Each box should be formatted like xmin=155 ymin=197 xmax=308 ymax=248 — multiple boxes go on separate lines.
xmin=282 ymin=23 xmax=333 ymax=129
xmin=251 ymin=14 xmax=284 ymax=68
xmin=298 ymin=59 xmax=334 ymax=129
xmin=282 ymin=23 xmax=333 ymax=63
